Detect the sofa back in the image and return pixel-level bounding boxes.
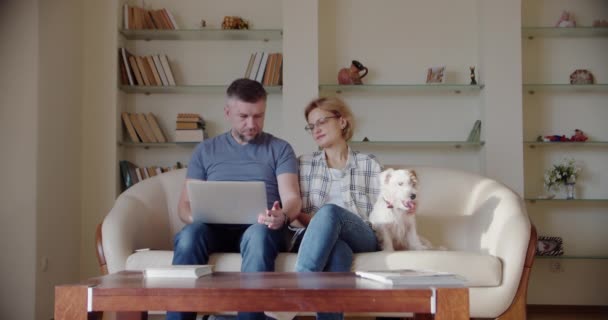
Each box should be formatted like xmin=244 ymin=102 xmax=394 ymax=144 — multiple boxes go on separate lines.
xmin=118 ymin=166 xmax=524 ymax=254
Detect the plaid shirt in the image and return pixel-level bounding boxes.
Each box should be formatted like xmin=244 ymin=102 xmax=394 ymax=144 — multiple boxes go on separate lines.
xmin=298 ymin=147 xmax=382 ymax=221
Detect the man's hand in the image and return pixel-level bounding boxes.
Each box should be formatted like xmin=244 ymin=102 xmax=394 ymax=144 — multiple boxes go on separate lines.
xmin=257 ymin=201 xmax=286 ymax=230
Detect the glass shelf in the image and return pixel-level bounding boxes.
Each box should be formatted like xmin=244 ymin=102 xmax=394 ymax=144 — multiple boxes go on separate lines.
xmin=522 ymin=27 xmax=608 ymax=39
xmin=120 ymin=85 xmax=282 ymax=94
xmin=349 ymin=141 xmax=485 ymax=148
xmin=526 ymin=198 xmax=608 ymax=203
xmin=523 ymin=84 xmax=608 ymax=94
xmin=319 ymin=84 xmax=484 ymax=94
xmin=536 ymin=255 xmax=608 ymax=260
xmin=119 ymin=142 xmax=199 ymax=148
xmin=524 ymin=141 xmax=608 ymax=148
xmin=119 ymin=29 xmax=283 ymax=41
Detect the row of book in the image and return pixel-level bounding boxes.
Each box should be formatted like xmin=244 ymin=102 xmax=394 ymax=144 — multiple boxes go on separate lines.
xmin=244 ymin=52 xmax=283 ymax=86
xmin=120 ymin=160 xmax=186 ymax=190
xmin=119 ymin=48 xmax=176 ymax=87
xmin=123 ymin=4 xmax=179 ymax=30
xmin=175 ymin=113 xmax=207 ymax=143
xmin=122 ymin=112 xmax=167 ymax=143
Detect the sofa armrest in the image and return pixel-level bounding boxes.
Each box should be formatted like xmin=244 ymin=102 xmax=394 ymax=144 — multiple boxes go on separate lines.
xmin=102 ymin=195 xmax=172 ymax=273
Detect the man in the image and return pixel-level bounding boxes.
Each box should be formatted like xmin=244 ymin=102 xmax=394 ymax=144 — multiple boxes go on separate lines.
xmin=167 ymin=78 xmax=301 ymax=320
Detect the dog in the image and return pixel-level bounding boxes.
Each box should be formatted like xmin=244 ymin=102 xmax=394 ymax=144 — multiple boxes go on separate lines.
xmin=369 ymin=168 xmax=432 ymax=251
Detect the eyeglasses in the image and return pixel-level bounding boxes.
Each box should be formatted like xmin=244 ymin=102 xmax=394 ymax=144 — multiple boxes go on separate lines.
xmin=304 ymin=116 xmax=339 ymax=133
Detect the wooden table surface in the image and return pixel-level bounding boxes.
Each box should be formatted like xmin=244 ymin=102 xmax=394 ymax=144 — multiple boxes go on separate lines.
xmin=55 ymin=271 xmax=469 ymax=320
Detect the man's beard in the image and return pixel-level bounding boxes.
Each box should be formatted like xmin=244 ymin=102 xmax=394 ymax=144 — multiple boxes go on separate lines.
xmin=234 ymin=129 xmax=258 ymax=143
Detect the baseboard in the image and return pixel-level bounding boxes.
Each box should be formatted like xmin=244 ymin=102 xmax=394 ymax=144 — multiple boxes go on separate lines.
xmin=528 ymin=304 xmax=608 ymax=314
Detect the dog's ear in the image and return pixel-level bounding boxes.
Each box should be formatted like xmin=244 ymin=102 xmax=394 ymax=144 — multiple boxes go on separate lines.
xmin=379 ymin=168 xmax=394 ymax=185
xmin=408 ymin=170 xmax=418 ymax=187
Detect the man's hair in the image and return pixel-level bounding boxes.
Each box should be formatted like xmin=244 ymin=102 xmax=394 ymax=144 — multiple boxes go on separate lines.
xmin=226 ymin=78 xmax=267 ymax=103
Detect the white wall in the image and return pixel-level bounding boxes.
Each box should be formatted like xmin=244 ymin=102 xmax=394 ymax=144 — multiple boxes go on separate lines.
xmin=0 ymin=1 xmax=39 ymax=318
xmin=35 ymin=0 xmax=84 ymax=319
xmin=81 ymin=0 xmax=120 ymax=280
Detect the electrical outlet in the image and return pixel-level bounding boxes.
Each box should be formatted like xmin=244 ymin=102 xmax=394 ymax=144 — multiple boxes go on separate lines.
xmin=550 ymin=261 xmax=563 ymax=273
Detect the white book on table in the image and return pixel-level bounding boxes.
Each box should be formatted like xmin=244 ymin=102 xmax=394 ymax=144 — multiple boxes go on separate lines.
xmin=356 ymin=269 xmax=466 ymax=287
xmin=144 ymin=265 xmax=213 ymax=278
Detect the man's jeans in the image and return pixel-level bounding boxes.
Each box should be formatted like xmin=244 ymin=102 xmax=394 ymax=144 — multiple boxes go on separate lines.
xmin=166 ymin=222 xmax=286 ymax=320
xmin=295 ymin=204 xmax=378 ymax=320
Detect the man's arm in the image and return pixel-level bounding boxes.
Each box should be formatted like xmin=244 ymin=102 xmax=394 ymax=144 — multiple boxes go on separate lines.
xmin=259 ymin=172 xmax=301 ymax=229
xmin=177 ymin=179 xmax=199 ymax=224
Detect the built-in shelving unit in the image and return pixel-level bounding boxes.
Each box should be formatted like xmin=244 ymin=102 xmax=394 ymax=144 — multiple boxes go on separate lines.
xmin=319 ymin=84 xmax=485 ymax=94
xmin=120 ymin=85 xmax=282 ymax=95
xmin=522 ymin=26 xmax=608 ymax=39
xmin=119 ymin=29 xmax=283 ymax=41
xmin=349 ymin=141 xmax=485 ymax=148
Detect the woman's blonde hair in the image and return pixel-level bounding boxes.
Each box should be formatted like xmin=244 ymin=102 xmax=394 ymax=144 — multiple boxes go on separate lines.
xmin=304 ymin=97 xmax=355 ymax=141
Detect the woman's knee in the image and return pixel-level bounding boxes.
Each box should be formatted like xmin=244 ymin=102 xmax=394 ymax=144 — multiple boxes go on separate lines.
xmin=312 ymin=204 xmax=342 ymax=224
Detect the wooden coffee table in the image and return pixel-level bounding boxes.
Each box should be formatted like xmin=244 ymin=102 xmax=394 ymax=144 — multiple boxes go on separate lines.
xmin=55 ymin=271 xmax=468 ymax=320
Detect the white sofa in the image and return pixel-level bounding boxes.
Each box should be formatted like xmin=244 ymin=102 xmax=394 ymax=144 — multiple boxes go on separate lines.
xmin=96 ymin=166 xmax=536 ymax=319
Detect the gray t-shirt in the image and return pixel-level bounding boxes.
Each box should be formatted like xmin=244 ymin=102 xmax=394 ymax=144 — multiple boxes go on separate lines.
xmin=186 ymin=131 xmax=297 ymax=208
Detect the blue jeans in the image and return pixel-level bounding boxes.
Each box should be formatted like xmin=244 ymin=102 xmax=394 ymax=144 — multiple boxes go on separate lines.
xmin=166 ymin=222 xmax=286 ymax=320
xmin=295 ymin=204 xmax=378 ymax=320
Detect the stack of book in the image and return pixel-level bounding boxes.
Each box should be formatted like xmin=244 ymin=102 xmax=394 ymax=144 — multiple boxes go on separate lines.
xmin=121 ymin=112 xmax=167 ymax=143
xmin=244 ymin=52 xmax=283 ymax=86
xmin=175 ymin=113 xmax=206 ymax=142
xmin=119 ymin=48 xmax=176 ymax=87
xmin=119 ymin=160 xmax=186 ymax=191
xmin=356 ymin=269 xmax=467 ymax=287
xmin=144 ymin=265 xmax=213 ymax=278
xmin=123 ymin=4 xmax=179 ymax=30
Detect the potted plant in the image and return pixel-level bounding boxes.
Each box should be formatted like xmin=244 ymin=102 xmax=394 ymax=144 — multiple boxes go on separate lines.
xmin=544 ymin=159 xmax=581 ymax=199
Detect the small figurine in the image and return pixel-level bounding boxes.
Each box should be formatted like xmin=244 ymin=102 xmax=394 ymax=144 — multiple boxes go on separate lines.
xmin=201 ymin=19 xmax=207 ymax=28
xmin=555 ymin=11 xmax=576 ymax=28
xmin=470 ymin=66 xmax=477 ymax=85
xmin=570 ymin=69 xmax=594 ymax=85
xmin=338 ymin=60 xmax=368 ymax=85
xmin=570 ymin=129 xmax=588 ymax=142
xmin=221 ymin=16 xmax=249 ymax=30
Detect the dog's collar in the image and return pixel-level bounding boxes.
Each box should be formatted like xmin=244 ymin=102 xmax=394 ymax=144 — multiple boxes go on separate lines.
xmin=383 ymin=197 xmax=394 ymax=209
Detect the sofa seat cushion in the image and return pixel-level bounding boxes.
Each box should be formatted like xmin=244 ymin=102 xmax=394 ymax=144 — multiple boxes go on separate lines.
xmin=125 ymin=250 xmax=501 ymax=287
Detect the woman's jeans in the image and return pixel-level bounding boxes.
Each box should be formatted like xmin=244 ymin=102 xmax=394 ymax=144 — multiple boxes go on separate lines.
xmin=166 ymin=222 xmax=286 ymax=320
xmin=295 ymin=204 xmax=378 ymax=320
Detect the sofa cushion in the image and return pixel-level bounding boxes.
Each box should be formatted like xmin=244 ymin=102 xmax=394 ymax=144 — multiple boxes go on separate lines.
xmin=126 ymin=250 xmax=501 ymax=287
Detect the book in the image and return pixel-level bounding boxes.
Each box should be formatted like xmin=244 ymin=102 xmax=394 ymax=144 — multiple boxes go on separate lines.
xmin=467 ymin=120 xmax=482 ymax=142
xmin=255 ymin=52 xmax=268 ymax=83
xmin=355 ymin=269 xmax=466 ymax=287
xmin=153 ymin=55 xmax=169 ymax=86
xmin=121 ymin=112 xmax=140 ymax=142
xmin=128 ymin=56 xmax=144 ymax=86
xmin=145 ymin=113 xmax=167 ymax=143
xmin=144 ymin=265 xmax=213 ymax=278
xmin=135 ymin=56 xmax=151 ymax=86
xmin=120 ymin=48 xmax=135 ymax=86
xmin=176 ymin=121 xmax=202 ymax=130
xmin=160 ymin=55 xmax=176 ymax=86
xmin=138 ymin=113 xmax=158 ymax=142
xmin=244 ymin=52 xmax=256 ymax=79
xmin=129 ymin=113 xmax=151 ymax=142
xmin=146 ymin=56 xmax=162 ymax=86
xmin=175 ymin=129 xmax=205 ymax=142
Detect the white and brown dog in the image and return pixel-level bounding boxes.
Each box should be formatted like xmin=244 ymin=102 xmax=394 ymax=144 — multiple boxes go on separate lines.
xmin=369 ymin=168 xmax=432 ymax=251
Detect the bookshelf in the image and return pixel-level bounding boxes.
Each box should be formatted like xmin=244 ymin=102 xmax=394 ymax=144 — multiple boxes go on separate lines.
xmin=522 ymin=0 xmax=608 ymax=305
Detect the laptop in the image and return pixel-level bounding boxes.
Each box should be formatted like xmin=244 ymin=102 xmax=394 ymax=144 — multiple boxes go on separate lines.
xmin=187 ymin=180 xmax=268 ymax=224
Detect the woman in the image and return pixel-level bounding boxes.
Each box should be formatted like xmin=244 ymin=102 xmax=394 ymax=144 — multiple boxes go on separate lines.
xmin=292 ymin=97 xmax=382 ymax=320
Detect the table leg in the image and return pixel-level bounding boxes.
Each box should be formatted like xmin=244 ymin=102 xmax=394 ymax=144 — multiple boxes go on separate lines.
xmin=55 ymin=285 xmax=91 ymax=320
xmin=434 ymin=288 xmax=469 ymax=320
xmin=116 ymin=311 xmax=148 ymax=320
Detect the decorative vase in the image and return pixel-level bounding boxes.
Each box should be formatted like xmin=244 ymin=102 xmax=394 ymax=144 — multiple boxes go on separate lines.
xmin=565 ymin=183 xmax=576 ymax=200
